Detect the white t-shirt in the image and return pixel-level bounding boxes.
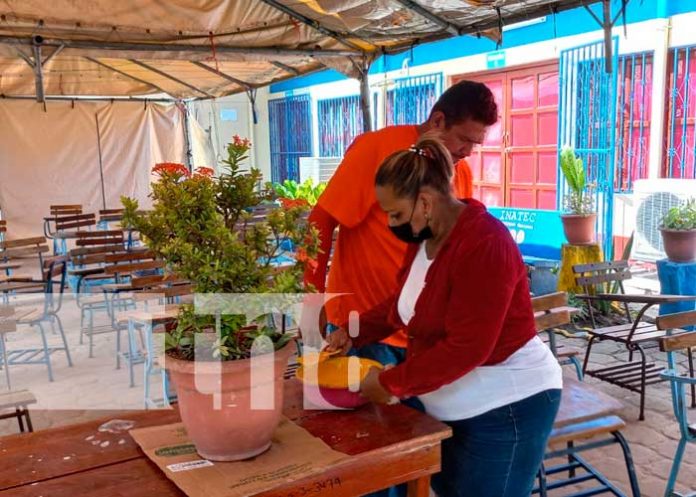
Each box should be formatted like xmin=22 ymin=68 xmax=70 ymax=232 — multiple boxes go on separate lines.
xmin=397 ymin=243 xmax=563 ymax=421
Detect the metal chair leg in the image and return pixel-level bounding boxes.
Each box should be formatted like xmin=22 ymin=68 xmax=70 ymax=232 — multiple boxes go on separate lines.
xmin=24 ymin=408 xmax=33 ymax=432
xmin=1 ymin=335 xmax=10 ymax=390
xmin=687 ymin=347 xmax=695 ymax=409
xmin=635 ymin=345 xmax=648 ymax=421
xmin=79 ymin=307 xmax=85 ymax=345
xmin=53 ymin=315 xmax=73 ymax=367
xmin=88 ymin=307 xmax=95 ymax=358
xmin=569 ymin=355 xmax=584 ymax=381
xmin=127 ymin=322 xmax=137 ymax=388
xmin=36 ymin=322 xmax=54 ymax=382
xmin=612 ymin=431 xmax=641 ymax=497
xmin=583 ymin=335 xmax=597 ymax=374
xmin=537 ymin=463 xmax=548 ymax=497
xmin=15 ymin=408 xmax=24 ymax=432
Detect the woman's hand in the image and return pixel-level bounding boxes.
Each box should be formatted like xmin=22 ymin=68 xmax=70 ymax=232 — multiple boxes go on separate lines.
xmin=323 ymin=327 xmax=352 ymax=355
xmin=360 ymin=366 xmax=399 ymax=405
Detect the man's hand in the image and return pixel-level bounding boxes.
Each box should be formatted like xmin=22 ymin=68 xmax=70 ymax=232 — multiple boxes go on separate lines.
xmin=323 ymin=327 xmax=352 ymax=355
xmin=360 ymin=366 xmax=398 ymax=405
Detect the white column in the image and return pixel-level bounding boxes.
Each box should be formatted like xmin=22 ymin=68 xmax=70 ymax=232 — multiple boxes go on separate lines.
xmin=647 ymin=17 xmax=671 ymax=180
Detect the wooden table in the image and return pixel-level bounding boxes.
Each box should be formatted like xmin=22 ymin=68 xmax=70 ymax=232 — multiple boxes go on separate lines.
xmin=0 ymin=380 xmax=451 ymax=497
xmin=0 ymin=377 xmax=624 ymax=497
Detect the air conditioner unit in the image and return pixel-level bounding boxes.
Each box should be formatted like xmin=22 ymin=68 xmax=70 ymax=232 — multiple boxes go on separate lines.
xmin=299 ymin=157 xmax=342 ymax=184
xmin=631 ymin=178 xmax=696 ymax=262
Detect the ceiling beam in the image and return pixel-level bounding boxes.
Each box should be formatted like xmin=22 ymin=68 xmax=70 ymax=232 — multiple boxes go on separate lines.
xmin=257 ymin=0 xmax=370 ymax=52
xmin=393 ymin=0 xmax=461 ymax=36
xmin=190 ymin=61 xmax=255 ymax=90
xmin=270 ymin=60 xmax=300 ymax=76
xmin=85 ymin=57 xmax=172 ymax=95
xmin=128 ymin=59 xmax=216 ymax=99
xmin=0 ymin=36 xmax=360 ymax=58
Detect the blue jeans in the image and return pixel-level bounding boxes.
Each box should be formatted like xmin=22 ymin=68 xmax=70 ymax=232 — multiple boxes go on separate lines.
xmin=432 ymin=389 xmax=562 ymax=497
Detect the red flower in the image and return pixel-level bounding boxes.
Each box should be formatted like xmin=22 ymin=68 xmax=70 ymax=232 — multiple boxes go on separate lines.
xmin=280 ymin=198 xmax=310 ymax=209
xmin=295 ymin=247 xmax=318 ymax=272
xmin=194 ymin=167 xmax=215 ymax=177
xmin=231 ymin=135 xmax=252 ymax=149
xmin=152 ymin=162 xmax=190 ymax=177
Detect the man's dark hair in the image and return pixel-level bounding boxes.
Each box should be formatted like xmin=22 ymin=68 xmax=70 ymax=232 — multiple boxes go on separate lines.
xmin=429 ymin=80 xmax=498 ymax=127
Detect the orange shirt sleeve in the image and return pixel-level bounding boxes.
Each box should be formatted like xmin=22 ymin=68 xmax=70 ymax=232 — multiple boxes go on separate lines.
xmin=317 ymin=133 xmax=377 ymax=229
xmin=453 ymin=159 xmax=473 ymax=198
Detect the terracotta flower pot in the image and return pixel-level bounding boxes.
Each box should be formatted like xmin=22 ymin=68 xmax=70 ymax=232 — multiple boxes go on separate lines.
xmin=660 ymin=228 xmax=696 ymax=262
xmin=561 ymin=213 xmax=597 ymax=245
xmin=164 ymin=340 xmax=295 ymax=461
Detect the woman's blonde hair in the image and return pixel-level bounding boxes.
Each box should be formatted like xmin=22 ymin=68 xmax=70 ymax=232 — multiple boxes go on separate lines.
xmin=375 ymin=132 xmax=453 ymax=198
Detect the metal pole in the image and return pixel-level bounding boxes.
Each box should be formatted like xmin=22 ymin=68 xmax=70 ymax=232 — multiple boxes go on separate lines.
xmin=358 ymin=60 xmax=372 ymax=133
xmin=0 ymin=36 xmax=360 ymax=58
xmin=32 ymin=43 xmax=44 ymax=103
xmin=603 ymin=0 xmax=613 ymax=74
xmin=181 ymin=102 xmax=193 ymax=171
xmin=94 ymin=113 xmax=107 ymax=210
xmin=0 ymin=95 xmax=177 ymax=103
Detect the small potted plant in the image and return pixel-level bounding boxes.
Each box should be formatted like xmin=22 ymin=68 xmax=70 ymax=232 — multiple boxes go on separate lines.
xmin=121 ymin=136 xmax=319 ymax=461
xmin=660 ymin=198 xmax=696 ymax=262
xmin=559 ymin=147 xmax=596 ymax=244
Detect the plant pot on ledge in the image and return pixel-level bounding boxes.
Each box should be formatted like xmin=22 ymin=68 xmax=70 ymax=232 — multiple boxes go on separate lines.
xmin=659 ymin=198 xmax=696 ymax=263
xmin=164 ymin=340 xmax=295 ymax=461
xmin=559 ymin=147 xmax=597 ymax=246
xmin=660 ymin=228 xmax=696 ymax=262
xmin=561 ymin=213 xmax=597 ymax=245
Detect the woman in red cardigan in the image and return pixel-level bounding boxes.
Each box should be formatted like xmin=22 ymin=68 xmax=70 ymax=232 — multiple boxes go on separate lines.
xmin=326 ymin=134 xmax=563 ymax=497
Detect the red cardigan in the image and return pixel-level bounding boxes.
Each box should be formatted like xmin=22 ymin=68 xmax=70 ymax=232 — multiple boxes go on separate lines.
xmin=350 ymin=199 xmax=537 ymax=399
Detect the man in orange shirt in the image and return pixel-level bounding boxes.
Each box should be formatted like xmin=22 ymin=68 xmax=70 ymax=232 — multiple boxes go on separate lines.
xmin=304 ymin=80 xmax=497 ymax=365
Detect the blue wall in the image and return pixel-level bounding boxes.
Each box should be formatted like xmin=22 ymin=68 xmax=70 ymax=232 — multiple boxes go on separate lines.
xmin=270 ymin=0 xmax=693 ymax=94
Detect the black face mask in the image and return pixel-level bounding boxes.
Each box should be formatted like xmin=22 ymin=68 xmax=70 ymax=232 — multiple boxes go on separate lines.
xmin=389 ymin=200 xmax=433 ymax=244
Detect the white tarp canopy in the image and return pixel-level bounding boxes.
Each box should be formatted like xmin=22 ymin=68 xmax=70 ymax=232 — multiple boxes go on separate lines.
xmin=0 ymin=0 xmax=600 ymax=99
xmin=0 ymin=99 xmax=187 ymax=238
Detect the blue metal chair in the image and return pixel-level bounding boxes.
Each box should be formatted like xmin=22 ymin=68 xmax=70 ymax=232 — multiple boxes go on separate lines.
xmin=532 ymin=291 xmax=584 ymax=380
xmin=4 ymin=256 xmax=73 ymax=382
xmin=658 ymin=310 xmax=696 ymax=497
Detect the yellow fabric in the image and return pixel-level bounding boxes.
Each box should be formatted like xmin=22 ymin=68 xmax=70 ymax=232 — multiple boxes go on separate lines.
xmin=557 ymin=243 xmax=603 ymax=293
xmin=296 ymin=356 xmax=383 ymax=389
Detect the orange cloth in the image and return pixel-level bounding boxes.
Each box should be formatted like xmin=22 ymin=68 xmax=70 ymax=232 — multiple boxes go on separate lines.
xmin=453 ymin=159 xmax=473 ymax=198
xmin=318 ymin=126 xmax=475 ymax=349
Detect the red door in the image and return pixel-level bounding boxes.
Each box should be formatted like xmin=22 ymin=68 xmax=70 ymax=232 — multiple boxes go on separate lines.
xmin=452 ymin=63 xmax=559 ymax=209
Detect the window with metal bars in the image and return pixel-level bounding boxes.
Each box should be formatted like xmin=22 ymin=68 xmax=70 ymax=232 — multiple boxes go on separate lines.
xmin=318 ymin=95 xmax=369 ymax=157
xmin=664 ymin=45 xmax=696 ymax=180
xmin=386 ymin=73 xmax=443 ymax=126
xmin=268 ymin=94 xmax=313 ymax=183
xmin=615 ymin=52 xmax=653 ymax=192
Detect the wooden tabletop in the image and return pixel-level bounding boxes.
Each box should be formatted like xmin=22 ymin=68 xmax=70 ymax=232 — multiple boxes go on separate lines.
xmin=0 ymin=377 xmax=623 ymax=497
xmin=580 ymin=293 xmax=696 ymax=304
xmin=0 ymin=380 xmax=451 ymax=497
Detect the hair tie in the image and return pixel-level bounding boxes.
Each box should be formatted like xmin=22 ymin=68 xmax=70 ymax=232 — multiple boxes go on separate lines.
xmin=408 ymin=145 xmax=427 ymax=157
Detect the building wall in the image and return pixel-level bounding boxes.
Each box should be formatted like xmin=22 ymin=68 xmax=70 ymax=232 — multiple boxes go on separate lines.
xmin=195 ymin=2 xmax=696 ymax=247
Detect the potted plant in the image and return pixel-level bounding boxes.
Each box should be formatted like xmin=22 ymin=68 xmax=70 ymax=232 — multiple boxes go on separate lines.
xmin=559 ymin=147 xmax=596 ymax=244
xmin=121 ymin=135 xmax=319 ymax=461
xmin=659 ymin=197 xmax=696 ymax=262
xmin=270 ymin=178 xmax=327 ymax=209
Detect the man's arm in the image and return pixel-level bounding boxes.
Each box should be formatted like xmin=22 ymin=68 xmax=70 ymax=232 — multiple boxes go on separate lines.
xmin=303 ymin=204 xmax=337 ymax=292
